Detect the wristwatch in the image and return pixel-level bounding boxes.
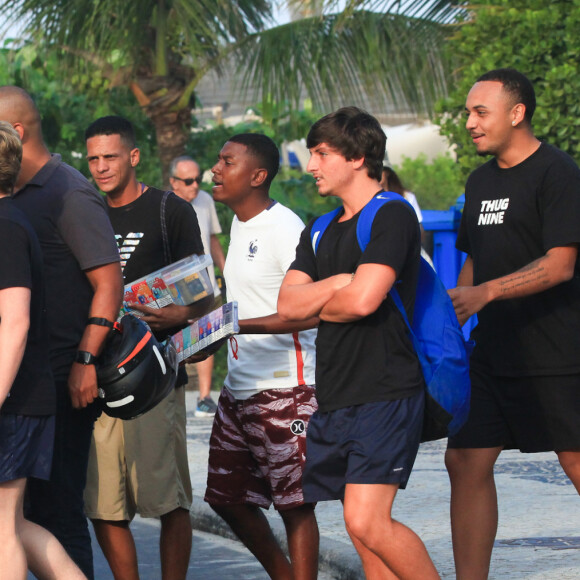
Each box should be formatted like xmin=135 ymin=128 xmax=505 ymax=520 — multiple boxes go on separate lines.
xmin=75 ymin=350 xmax=97 ymax=365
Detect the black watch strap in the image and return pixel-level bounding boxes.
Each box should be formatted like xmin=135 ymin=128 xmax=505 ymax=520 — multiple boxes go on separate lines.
xmin=87 ymin=317 xmax=114 ymax=329
xmin=75 ymin=350 xmax=97 ymax=365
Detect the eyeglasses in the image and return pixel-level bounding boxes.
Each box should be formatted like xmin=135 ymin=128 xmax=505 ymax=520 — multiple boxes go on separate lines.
xmin=172 ymin=175 xmax=203 ymax=186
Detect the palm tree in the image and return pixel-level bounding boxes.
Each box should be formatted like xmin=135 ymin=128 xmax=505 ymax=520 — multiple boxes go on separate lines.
xmin=0 ymin=0 xmax=462 ymax=181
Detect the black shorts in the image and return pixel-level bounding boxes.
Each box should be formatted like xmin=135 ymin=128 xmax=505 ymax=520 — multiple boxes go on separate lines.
xmin=303 ymin=391 xmax=424 ymax=502
xmin=448 ymin=368 xmax=580 ymax=452
xmin=0 ymin=414 xmax=55 ymax=483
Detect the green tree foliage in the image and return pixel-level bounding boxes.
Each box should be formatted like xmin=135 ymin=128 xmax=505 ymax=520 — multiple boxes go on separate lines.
xmin=396 ymin=153 xmax=464 ymax=210
xmin=436 ymin=0 xmax=580 ymax=179
xmin=0 ymin=44 xmax=163 ymax=186
xmin=1 ymin=0 xmax=455 ymax=182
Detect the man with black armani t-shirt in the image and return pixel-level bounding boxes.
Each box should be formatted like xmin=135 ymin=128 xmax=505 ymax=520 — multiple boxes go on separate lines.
xmin=446 ymin=68 xmax=580 ymax=580
xmin=279 ymin=107 xmax=439 ymax=579
xmin=0 ymin=86 xmax=122 ymax=579
xmin=84 ymin=116 xmax=212 ymax=580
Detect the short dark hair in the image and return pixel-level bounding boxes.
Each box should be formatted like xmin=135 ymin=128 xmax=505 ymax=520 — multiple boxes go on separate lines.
xmin=477 ymin=68 xmax=536 ymax=123
xmin=85 ymin=115 xmax=137 ymax=149
xmin=307 ymin=107 xmax=386 ymax=181
xmin=227 ymin=133 xmax=280 ymax=187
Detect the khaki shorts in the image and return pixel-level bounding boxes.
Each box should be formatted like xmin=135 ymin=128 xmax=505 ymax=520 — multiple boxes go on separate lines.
xmin=84 ymin=387 xmax=192 ymax=521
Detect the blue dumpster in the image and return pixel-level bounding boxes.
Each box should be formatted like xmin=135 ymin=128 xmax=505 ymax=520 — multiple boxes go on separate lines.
xmin=422 ymin=195 xmax=477 ymax=339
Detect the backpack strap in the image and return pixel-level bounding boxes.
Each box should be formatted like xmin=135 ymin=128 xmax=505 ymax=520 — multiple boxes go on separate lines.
xmin=310 ymin=206 xmax=342 ymax=254
xmin=160 ymin=190 xmax=172 ymax=266
xmin=354 ymin=191 xmax=422 ymax=358
xmin=356 ymin=191 xmax=410 ymax=251
xmin=310 ymin=192 xmax=412 ymax=255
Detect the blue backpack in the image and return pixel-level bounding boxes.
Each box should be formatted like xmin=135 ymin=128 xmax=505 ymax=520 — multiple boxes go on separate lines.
xmin=311 ymin=192 xmax=472 ymax=442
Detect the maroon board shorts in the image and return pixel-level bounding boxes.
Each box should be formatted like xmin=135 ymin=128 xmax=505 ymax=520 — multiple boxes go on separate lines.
xmin=204 ymin=385 xmax=317 ymax=510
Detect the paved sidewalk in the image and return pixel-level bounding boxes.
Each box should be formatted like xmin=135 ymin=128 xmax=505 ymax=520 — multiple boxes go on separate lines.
xmin=89 ymin=518 xmax=286 ymax=579
xmin=186 ymin=391 xmax=580 ymax=579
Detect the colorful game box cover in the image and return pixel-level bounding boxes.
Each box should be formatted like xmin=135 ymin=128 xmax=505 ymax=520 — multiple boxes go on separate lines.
xmin=173 ymin=302 xmax=239 ymax=363
xmin=120 ymin=253 xmax=213 ymax=316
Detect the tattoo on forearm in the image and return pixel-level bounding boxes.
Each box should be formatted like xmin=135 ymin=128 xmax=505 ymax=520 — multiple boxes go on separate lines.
xmin=498 ymin=265 xmax=549 ymax=294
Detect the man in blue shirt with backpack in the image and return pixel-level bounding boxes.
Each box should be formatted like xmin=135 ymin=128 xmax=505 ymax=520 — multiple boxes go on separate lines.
xmin=278 ymin=107 xmax=439 ymax=579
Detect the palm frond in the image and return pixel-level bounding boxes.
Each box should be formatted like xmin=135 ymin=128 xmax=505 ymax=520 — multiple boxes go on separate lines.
xmin=0 ymin=0 xmax=273 ymax=71
xmin=237 ymin=9 xmax=451 ymax=116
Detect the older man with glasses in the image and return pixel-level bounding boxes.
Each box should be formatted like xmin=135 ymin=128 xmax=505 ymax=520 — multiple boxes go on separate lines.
xmin=169 ymin=156 xmax=226 ymax=417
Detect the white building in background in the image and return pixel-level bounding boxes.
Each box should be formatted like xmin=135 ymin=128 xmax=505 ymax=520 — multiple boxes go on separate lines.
xmin=278 ymin=122 xmax=454 ymax=173
xmin=193 ymin=68 xmax=454 ymax=170
xmin=383 ymin=122 xmax=454 ymax=166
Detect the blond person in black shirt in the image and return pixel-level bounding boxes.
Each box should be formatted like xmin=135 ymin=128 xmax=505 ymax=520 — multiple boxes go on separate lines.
xmin=0 ymin=121 xmax=86 ymax=580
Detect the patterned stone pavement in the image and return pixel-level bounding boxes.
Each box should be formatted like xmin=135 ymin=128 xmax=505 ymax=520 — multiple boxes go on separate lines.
xmin=186 ymin=392 xmax=580 ymax=579
xmin=30 ymin=390 xmax=578 ymax=579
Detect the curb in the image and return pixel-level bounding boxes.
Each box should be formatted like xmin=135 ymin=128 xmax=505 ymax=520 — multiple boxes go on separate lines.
xmin=190 ymin=496 xmax=364 ymax=579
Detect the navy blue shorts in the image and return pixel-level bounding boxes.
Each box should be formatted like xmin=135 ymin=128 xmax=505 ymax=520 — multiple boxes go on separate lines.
xmin=303 ymin=391 xmax=424 ymax=502
xmin=0 ymin=414 xmax=55 ymax=483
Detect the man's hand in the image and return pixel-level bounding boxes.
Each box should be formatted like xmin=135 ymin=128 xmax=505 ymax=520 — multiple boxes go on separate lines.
xmin=68 ymin=363 xmax=99 ymax=408
xmin=129 ymin=303 xmax=192 ymax=333
xmin=448 ymin=285 xmax=491 ymax=326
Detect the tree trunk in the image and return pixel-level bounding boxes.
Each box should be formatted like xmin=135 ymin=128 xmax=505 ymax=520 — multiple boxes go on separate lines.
xmin=130 ymin=73 xmax=194 ymax=186
xmin=151 ymin=107 xmax=191 ymax=186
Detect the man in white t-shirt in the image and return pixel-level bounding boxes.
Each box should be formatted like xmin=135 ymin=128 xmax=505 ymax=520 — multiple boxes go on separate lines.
xmin=205 ymin=133 xmax=320 ymax=579
xmin=169 ymin=156 xmax=226 ymax=417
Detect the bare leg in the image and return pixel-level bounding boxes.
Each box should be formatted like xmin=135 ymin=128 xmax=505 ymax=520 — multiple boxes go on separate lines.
xmin=91 ymin=519 xmax=139 ymax=580
xmin=196 ymin=356 xmax=214 ymax=401
xmin=160 ymin=507 xmax=192 ymax=580
xmin=556 ymin=449 xmax=580 ymax=494
xmin=210 ymin=503 xmax=293 ymax=579
xmin=0 ymin=478 xmax=86 ymax=580
xmin=278 ymin=503 xmax=319 ymax=580
xmin=343 ymin=483 xmax=439 ymax=580
xmin=20 ymin=519 xmax=87 ymax=580
xmin=445 ymin=447 xmax=503 ymax=580
xmin=348 ymin=533 xmax=398 ymax=580
xmin=0 ymin=479 xmax=27 ymax=580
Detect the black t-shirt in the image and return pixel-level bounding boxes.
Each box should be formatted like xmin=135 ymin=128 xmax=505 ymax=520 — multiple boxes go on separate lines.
xmin=457 ymin=143 xmax=580 ymax=376
xmin=108 ymin=187 xmax=204 ymax=386
xmin=108 ymin=187 xmax=203 ymax=283
xmin=11 ymin=155 xmax=120 ymax=383
xmin=0 ymin=198 xmax=55 ymax=415
xmin=290 ymin=199 xmax=424 ymax=412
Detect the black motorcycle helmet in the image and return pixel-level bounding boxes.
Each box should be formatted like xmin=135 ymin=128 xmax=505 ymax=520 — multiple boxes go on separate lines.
xmin=96 ymin=314 xmax=178 ymax=420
